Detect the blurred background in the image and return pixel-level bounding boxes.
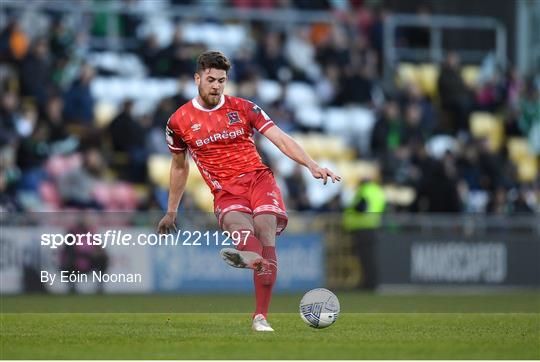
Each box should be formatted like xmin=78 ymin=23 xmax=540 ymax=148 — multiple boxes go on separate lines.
xmin=0 ymin=0 xmax=539 ymax=296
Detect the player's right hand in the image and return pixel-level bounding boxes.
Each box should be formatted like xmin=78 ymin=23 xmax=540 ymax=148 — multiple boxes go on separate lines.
xmin=157 ymin=212 xmax=177 ymax=234
xmin=309 ymin=165 xmax=342 ymax=185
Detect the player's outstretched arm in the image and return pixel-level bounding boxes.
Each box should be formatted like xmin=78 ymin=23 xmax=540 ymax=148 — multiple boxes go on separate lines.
xmin=157 ymin=151 xmax=189 ymax=234
xmin=263 ymin=126 xmax=341 ymax=185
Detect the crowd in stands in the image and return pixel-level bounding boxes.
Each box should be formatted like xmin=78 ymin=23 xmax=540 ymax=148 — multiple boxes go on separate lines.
xmin=1 ymin=0 xmax=538 ymax=215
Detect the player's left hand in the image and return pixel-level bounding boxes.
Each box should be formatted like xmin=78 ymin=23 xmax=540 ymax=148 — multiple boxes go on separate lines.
xmin=309 ymin=165 xmax=341 ymax=185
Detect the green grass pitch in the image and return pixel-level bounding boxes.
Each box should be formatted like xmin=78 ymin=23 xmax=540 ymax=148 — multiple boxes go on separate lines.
xmin=1 ymin=293 xmax=539 ymax=359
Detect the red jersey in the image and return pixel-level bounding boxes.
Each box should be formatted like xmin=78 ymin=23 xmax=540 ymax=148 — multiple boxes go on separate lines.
xmin=166 ymin=95 xmax=276 ymax=193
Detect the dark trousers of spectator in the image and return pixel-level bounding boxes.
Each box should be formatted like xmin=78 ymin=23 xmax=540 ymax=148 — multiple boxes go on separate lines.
xmin=351 ymin=229 xmax=378 ymax=290
xmin=442 ymin=98 xmax=471 ymax=134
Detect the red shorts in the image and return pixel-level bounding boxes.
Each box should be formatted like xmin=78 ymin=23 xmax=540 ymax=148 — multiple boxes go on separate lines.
xmin=213 ymin=169 xmax=288 ymax=235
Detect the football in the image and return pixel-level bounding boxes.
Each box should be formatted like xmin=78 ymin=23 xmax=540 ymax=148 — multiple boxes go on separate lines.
xmin=299 ymin=288 xmax=340 ymax=328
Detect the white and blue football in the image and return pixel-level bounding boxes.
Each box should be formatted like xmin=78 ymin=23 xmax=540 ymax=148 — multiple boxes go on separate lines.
xmin=299 ymin=288 xmax=340 ymax=328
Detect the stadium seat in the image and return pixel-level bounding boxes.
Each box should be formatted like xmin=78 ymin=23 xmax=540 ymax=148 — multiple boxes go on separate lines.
xmin=507 ymin=137 xmax=532 ymax=162
xmin=182 ymin=23 xmax=247 ymax=53
xmin=417 ymin=63 xmax=439 ymax=98
xmin=322 ymin=107 xmax=349 ymax=135
xmin=347 ymin=106 xmax=376 ymax=156
xmin=181 ymin=80 xmax=199 ymax=99
xmin=426 ymin=135 xmax=458 ymax=159
xmin=291 ymin=133 xmax=354 ymax=162
xmin=285 ymin=82 xmax=318 ymax=108
xmin=258 ymin=79 xmax=282 ymax=105
xmin=87 ymin=52 xmax=146 ymax=77
xmin=396 ymin=63 xmax=418 ymax=87
xmin=383 ymin=184 xmax=416 ymax=207
xmin=45 ymin=153 xmax=82 ymax=179
xmin=94 ymin=101 xmax=118 ymax=128
xmin=336 ymin=160 xmax=379 ymax=190
xmin=147 ymin=154 xmax=171 ymax=188
xmin=507 ymin=138 xmax=538 ymax=182
xmin=515 ymin=156 xmax=538 ymax=182
xmin=112 ymin=183 xmax=139 ymax=210
xmin=192 ymin=185 xmax=214 ymax=212
xmin=301 ymin=160 xmax=342 ymax=208
xmin=39 ymin=181 xmax=62 ymax=209
xmin=295 ymin=106 xmax=324 ymax=129
xmin=461 ymin=65 xmax=480 ymax=87
xmin=469 ymin=112 xmax=504 ymax=151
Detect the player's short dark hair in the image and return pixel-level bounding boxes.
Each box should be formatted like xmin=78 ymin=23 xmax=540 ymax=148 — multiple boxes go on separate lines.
xmin=196 ymin=51 xmax=231 ymax=74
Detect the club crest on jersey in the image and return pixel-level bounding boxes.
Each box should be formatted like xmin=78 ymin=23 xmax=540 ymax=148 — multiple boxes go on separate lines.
xmin=191 ymin=123 xmax=201 ymax=132
xmin=227 ymin=111 xmax=241 ymax=125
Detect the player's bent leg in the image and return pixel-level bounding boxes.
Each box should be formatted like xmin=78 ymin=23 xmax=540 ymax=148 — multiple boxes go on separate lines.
xmin=251 ymin=214 xmax=278 ymax=328
xmin=254 ymin=214 xmax=278 ymax=285
xmin=220 ymin=211 xmax=267 ymax=271
xmin=254 ymin=214 xmax=277 ymax=247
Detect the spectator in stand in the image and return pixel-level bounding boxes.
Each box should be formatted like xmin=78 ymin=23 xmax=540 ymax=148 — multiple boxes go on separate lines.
xmin=232 ymin=47 xmax=258 ymax=83
xmin=43 ymin=95 xmax=79 ymax=154
xmin=416 ymin=150 xmax=461 ymax=212
xmin=49 ymin=17 xmax=74 ymax=59
xmin=487 ymin=186 xmax=510 ymax=214
xmin=457 ymin=140 xmax=484 ymax=192
xmin=284 ymin=164 xmax=312 ymax=211
xmin=518 ymin=79 xmax=540 ymax=154
xmin=399 ymin=82 xmax=436 ymax=134
xmin=255 ymin=32 xmax=290 ymax=81
xmin=284 ymin=26 xmax=320 ymax=81
xmin=371 ymin=100 xmax=402 ymax=157
xmin=16 ymin=109 xmax=49 ymax=192
xmin=315 ymin=25 xmax=350 ymax=69
xmin=19 ymin=38 xmax=52 ymax=108
xmin=400 ymin=103 xmax=426 ymax=146
xmin=162 ymin=29 xmax=196 ymax=78
xmin=315 ymin=64 xmax=340 ymax=106
xmin=0 ymin=144 xmax=21 ymax=212
xmin=336 ymin=64 xmax=374 ymax=105
xmin=107 ymin=100 xmax=148 ymax=182
xmin=0 ymin=90 xmax=20 ymax=147
xmin=63 ymin=63 xmax=95 ymax=124
xmin=475 ymin=73 xmax=505 ymax=112
xmin=56 ymin=147 xmax=105 ymax=209
xmin=437 ymin=52 xmax=473 ymax=133
xmin=0 ymin=19 xmax=29 ymax=63
xmin=138 ymin=33 xmax=163 ymax=76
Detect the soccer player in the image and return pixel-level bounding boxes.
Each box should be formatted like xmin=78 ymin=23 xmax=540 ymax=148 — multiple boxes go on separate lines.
xmin=157 ymin=51 xmax=340 ymax=332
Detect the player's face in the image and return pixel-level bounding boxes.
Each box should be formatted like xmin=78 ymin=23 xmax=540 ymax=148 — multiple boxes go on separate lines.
xmin=195 ymin=68 xmax=227 ymax=108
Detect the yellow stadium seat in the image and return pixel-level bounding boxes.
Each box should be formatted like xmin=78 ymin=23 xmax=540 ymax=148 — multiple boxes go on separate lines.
xmin=461 ymin=65 xmax=480 ymax=88
xmin=396 ymin=63 xmax=418 ymax=88
xmin=507 ymin=137 xmax=532 ymax=162
xmin=417 ymin=63 xmax=439 ymax=98
xmin=94 ymin=101 xmax=118 ymax=129
xmin=147 ymin=154 xmax=171 ymax=188
xmin=383 ymin=184 xmax=417 ymax=206
xmin=516 ymin=156 xmax=538 ymax=182
xmin=148 ymin=155 xmax=208 ymax=189
xmin=336 ymin=160 xmax=380 ymax=189
xmin=192 ymin=186 xmax=214 ymax=211
xmin=292 ymin=133 xmax=355 ymax=162
xmin=469 ymin=112 xmax=504 ymax=151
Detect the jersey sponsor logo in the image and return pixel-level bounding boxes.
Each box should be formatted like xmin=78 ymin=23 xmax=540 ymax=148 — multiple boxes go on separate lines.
xmin=227 ymin=111 xmax=241 ymax=125
xmin=195 ymin=128 xmax=245 ymax=147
